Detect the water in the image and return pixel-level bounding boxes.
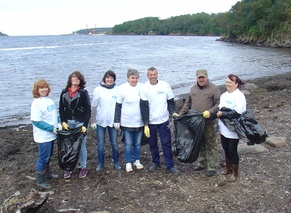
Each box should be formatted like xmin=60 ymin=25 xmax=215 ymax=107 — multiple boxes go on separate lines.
xmin=1 ymin=35 xmax=291 ymax=127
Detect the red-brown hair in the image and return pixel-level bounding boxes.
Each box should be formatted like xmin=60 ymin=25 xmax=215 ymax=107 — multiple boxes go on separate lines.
xmin=32 ymin=79 xmax=51 ymax=98
xmin=228 ymin=74 xmax=245 ymax=89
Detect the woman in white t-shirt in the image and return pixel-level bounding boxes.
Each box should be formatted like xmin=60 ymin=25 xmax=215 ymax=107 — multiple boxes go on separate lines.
xmin=31 ymin=79 xmax=59 ymax=189
xmin=91 ymin=70 xmax=121 ymax=171
xmin=114 ymin=69 xmax=144 ymax=172
xmin=216 ymin=74 xmax=246 ymax=182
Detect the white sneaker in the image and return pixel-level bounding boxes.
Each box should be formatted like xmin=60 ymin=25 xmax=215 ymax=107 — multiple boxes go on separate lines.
xmin=126 ymin=163 xmax=133 ymax=172
xmin=133 ymin=160 xmax=144 ymax=170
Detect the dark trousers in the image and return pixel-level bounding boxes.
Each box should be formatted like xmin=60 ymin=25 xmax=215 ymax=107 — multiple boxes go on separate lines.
xmin=148 ymin=121 xmax=174 ymax=169
xmin=221 ymin=134 xmax=239 ymax=165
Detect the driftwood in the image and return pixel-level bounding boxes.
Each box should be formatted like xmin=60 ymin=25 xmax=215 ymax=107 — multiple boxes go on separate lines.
xmin=0 ymin=189 xmax=57 ymax=213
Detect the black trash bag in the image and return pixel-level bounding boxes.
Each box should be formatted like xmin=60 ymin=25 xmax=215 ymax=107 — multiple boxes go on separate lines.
xmin=221 ymin=109 xmax=267 ymax=145
xmin=57 ymin=127 xmax=85 ymax=171
xmin=235 ymin=109 xmax=267 ymax=145
xmin=172 ymin=110 xmax=205 ymax=163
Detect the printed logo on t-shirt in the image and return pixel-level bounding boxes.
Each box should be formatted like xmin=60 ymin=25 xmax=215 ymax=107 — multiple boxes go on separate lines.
xmin=158 ymin=91 xmax=165 ymax=94
xmin=226 ymin=100 xmax=233 ymax=105
xmin=47 ymin=104 xmax=56 ymax=112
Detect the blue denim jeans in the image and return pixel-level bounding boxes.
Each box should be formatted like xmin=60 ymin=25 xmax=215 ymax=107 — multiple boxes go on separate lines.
xmin=67 ymin=120 xmax=87 ymax=169
xmin=36 ymin=140 xmax=54 ymax=172
xmin=123 ymin=129 xmax=143 ymax=163
xmin=96 ymin=125 xmax=119 ymax=164
xmin=148 ymin=120 xmax=174 ymax=169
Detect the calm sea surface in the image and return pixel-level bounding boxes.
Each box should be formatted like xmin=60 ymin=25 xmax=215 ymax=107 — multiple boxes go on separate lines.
xmin=0 ymin=35 xmax=291 ymax=127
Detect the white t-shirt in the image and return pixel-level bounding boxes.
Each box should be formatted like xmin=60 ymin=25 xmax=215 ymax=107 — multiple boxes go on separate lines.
xmin=117 ymin=82 xmax=143 ymax=128
xmin=92 ymin=85 xmax=117 ymax=127
xmin=140 ymin=80 xmax=174 ymax=124
xmin=218 ymin=88 xmax=246 ymax=139
xmin=30 ymin=97 xmax=57 ymax=143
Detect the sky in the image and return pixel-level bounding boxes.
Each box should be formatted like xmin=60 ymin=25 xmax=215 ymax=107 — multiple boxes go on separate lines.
xmin=0 ymin=0 xmax=240 ymax=36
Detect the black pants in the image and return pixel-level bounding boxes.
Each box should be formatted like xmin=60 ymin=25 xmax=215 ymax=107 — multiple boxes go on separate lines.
xmin=221 ymin=134 xmax=239 ymax=165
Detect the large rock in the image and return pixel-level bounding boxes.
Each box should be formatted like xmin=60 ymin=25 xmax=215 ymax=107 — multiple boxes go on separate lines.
xmin=238 ymin=143 xmax=268 ymax=154
xmin=265 ymin=136 xmax=287 ymax=148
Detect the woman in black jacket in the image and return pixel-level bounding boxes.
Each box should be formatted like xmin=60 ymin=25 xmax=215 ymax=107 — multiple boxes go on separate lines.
xmin=59 ymin=71 xmax=91 ymax=179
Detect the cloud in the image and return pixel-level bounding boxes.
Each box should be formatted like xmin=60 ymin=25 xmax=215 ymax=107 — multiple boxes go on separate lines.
xmin=0 ymin=0 xmax=240 ymax=36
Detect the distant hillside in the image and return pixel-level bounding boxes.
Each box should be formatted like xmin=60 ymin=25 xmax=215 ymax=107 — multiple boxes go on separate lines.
xmin=74 ymin=28 xmax=112 ymax=35
xmin=0 ymin=31 xmax=8 ymax=36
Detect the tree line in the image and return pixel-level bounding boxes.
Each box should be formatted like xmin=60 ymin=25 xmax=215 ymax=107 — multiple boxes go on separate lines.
xmin=111 ymin=0 xmax=291 ymax=47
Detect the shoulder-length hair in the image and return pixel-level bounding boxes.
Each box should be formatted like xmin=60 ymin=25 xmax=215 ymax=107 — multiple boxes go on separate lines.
xmin=228 ymin=74 xmax=245 ymax=89
xmin=32 ymin=79 xmax=51 ymax=98
xmin=102 ymin=70 xmax=116 ymax=83
xmin=66 ymin=71 xmax=86 ymax=89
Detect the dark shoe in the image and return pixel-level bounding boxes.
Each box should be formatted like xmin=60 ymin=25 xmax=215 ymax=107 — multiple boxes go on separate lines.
xmin=149 ymin=163 xmax=160 ymax=171
xmin=36 ymin=171 xmax=51 ymax=189
xmin=44 ymin=164 xmax=59 ymax=179
xmin=63 ymin=170 xmax=72 ymax=179
xmin=79 ymin=168 xmax=87 ymax=179
xmin=114 ymin=163 xmax=121 ymax=170
xmin=193 ymin=166 xmax=204 ymax=171
xmin=96 ymin=164 xmax=104 ymax=171
xmin=206 ymin=170 xmax=216 ymax=177
xmin=168 ymin=167 xmax=180 ymax=175
xmin=222 ymin=159 xmax=232 ymax=175
xmin=228 ymin=164 xmax=238 ymax=182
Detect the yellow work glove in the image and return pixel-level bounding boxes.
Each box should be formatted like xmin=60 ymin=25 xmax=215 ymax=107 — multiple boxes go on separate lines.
xmin=62 ymin=122 xmax=69 ymax=130
xmin=81 ymin=126 xmax=87 ymax=133
xmin=172 ymin=112 xmax=179 ymax=118
xmin=144 ymin=125 xmax=150 ymax=138
xmin=203 ymin=111 xmax=210 ymax=119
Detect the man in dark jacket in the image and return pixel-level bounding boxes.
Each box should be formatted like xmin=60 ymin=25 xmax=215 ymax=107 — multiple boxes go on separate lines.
xmin=178 ymin=69 xmax=221 ymax=177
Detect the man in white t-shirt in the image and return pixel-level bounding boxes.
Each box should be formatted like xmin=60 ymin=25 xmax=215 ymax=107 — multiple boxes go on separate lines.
xmin=140 ymin=67 xmax=179 ymax=174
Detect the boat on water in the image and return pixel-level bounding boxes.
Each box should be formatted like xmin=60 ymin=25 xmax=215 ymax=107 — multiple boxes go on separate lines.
xmin=88 ymin=32 xmax=105 ymax=36
xmin=87 ymin=24 xmax=106 ymax=36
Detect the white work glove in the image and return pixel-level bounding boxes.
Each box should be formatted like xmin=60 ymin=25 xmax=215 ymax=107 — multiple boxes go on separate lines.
xmin=114 ymin=123 xmax=120 ymax=130
xmin=91 ymin=123 xmax=97 ymax=130
xmin=53 ymin=127 xmax=58 ymax=134
xmin=57 ymin=123 xmax=62 ymax=131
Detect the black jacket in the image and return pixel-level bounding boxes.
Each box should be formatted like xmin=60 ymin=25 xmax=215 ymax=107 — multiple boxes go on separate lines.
xmin=59 ymin=88 xmax=91 ymax=128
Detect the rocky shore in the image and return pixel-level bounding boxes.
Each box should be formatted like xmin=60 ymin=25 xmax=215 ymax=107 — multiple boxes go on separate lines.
xmin=0 ymin=72 xmax=291 ymax=212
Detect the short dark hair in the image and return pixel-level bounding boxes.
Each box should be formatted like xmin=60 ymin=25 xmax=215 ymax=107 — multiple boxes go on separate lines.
xmin=102 ymin=70 xmax=116 ymax=83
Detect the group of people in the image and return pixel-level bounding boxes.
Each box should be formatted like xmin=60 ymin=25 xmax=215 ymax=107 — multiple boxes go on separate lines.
xmin=31 ymin=67 xmax=246 ymax=189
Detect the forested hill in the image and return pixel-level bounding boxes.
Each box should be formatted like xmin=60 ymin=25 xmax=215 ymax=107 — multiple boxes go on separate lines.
xmin=111 ymin=0 xmax=291 ymax=47
xmin=0 ymin=32 xmax=8 ymax=36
